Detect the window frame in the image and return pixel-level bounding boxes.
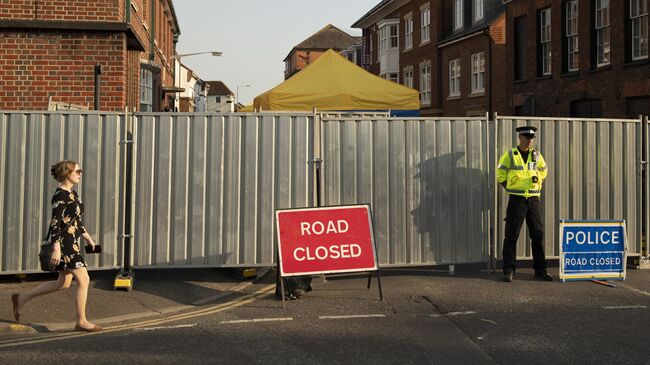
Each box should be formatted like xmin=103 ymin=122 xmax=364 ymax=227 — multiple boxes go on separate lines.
xmin=404 ymin=65 xmax=414 ymax=89
xmin=595 ymin=0 xmax=611 ymax=67
xmin=420 ymin=61 xmax=432 ymax=105
xmin=421 ymin=5 xmax=431 ymax=44
xmin=539 ymin=8 xmax=552 ymax=76
xmin=473 ymin=0 xmax=484 ymax=23
xmin=139 ymin=68 xmax=153 ymax=112
xmin=565 ymin=0 xmax=579 ymax=72
xmin=405 ymin=15 xmax=414 ymax=50
xmin=631 ymin=0 xmax=649 ymax=60
xmin=449 ymin=58 xmax=461 ymax=97
xmin=454 ymin=0 xmax=464 ymax=31
xmin=471 ymin=53 xmax=485 ymax=94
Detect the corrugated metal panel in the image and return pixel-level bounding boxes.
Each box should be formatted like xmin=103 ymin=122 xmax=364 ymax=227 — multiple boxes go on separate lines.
xmin=0 ymin=112 xmax=124 ymax=274
xmin=495 ymin=117 xmax=643 ymax=260
xmin=320 ymin=117 xmax=490 ymax=266
xmin=131 ymin=113 xmax=314 ymax=267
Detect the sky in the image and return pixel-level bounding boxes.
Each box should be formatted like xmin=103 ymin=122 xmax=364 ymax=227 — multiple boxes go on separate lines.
xmin=173 ymin=0 xmax=379 ymax=105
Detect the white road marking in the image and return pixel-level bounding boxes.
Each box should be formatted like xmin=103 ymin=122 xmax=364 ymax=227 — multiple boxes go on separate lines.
xmin=430 ymin=311 xmax=477 ymax=317
xmin=619 ymin=283 xmax=650 ymax=297
xmin=135 ymin=324 xmax=197 ymax=331
xmin=480 ymin=319 xmax=497 ymax=325
xmin=318 ymin=314 xmax=386 ymax=320
xmin=602 ymin=305 xmax=647 ymax=310
xmin=220 ymin=318 xmax=294 ymax=324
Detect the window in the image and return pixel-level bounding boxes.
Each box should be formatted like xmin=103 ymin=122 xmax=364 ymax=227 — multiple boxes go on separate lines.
xmin=471 ymin=53 xmax=485 ymax=93
xmin=595 ymin=0 xmax=610 ymax=66
xmin=379 ymin=22 xmax=398 ymax=52
xmin=139 ymin=68 xmax=153 ymax=112
xmin=566 ymin=0 xmax=579 ymax=72
xmin=514 ymin=15 xmax=527 ymax=81
xmin=404 ymin=66 xmax=414 ymax=89
xmin=539 ymin=8 xmax=552 ymax=76
xmin=405 ymin=15 xmax=413 ymax=49
xmin=420 ymin=62 xmax=431 ymax=104
xmin=215 ymin=96 xmax=221 ymax=103
xmin=631 ymin=0 xmax=648 ymax=60
xmin=390 ymin=24 xmax=398 ymax=48
xmin=570 ymin=99 xmax=603 ymax=118
xmin=382 ymin=73 xmax=399 ymax=82
xmin=455 ymin=0 xmax=464 ymax=30
xmin=421 ymin=6 xmax=430 ymax=43
xmin=449 ymin=58 xmax=461 ymax=97
xmin=473 ymin=0 xmax=484 ymax=22
xmin=369 ymin=33 xmax=374 ymax=64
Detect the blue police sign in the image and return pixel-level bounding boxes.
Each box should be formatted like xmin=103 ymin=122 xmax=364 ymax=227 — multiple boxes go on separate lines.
xmin=559 ymin=220 xmax=627 ymax=282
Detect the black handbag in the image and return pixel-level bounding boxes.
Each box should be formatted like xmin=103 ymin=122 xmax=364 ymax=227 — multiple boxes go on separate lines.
xmin=39 ymin=226 xmax=57 ymax=272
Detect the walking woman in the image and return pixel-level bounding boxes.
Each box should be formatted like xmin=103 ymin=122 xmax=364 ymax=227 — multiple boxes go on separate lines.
xmin=11 ymin=160 xmax=102 ymax=332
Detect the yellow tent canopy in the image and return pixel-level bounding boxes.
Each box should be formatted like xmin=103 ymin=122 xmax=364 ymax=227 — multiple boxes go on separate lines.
xmin=254 ymin=49 xmax=419 ymax=112
xmin=238 ymin=104 xmax=254 ymax=112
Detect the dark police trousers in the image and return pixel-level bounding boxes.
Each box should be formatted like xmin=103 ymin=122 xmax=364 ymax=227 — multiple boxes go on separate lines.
xmin=502 ymin=195 xmax=547 ymax=274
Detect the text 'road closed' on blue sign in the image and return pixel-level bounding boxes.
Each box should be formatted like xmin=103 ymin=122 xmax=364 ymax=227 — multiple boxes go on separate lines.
xmin=559 ymin=220 xmax=627 ymax=282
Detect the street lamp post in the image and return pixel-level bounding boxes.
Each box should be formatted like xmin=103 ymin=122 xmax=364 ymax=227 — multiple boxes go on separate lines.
xmin=236 ymin=84 xmax=251 ymax=109
xmin=174 ymin=51 xmax=222 ymax=111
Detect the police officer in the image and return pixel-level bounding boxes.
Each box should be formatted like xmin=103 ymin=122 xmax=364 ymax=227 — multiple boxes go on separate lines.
xmin=497 ymin=126 xmax=552 ymax=282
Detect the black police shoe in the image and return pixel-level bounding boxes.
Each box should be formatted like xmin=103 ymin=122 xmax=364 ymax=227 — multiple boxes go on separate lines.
xmin=503 ymin=272 xmax=513 ymax=282
xmin=534 ymin=272 xmax=553 ymax=281
xmin=293 ymin=289 xmax=306 ymax=298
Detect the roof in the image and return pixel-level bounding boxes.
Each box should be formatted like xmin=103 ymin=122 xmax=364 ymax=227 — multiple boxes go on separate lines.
xmin=255 ymin=49 xmax=419 ymax=111
xmin=166 ymin=0 xmax=181 ymax=34
xmin=284 ymin=24 xmax=360 ymax=61
xmin=205 ymin=81 xmax=234 ymax=96
xmin=351 ymin=0 xmax=392 ymax=28
xmin=438 ymin=8 xmax=505 ymax=46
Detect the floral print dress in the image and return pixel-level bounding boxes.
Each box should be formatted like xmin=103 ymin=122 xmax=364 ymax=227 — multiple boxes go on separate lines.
xmin=49 ymin=188 xmax=87 ymax=271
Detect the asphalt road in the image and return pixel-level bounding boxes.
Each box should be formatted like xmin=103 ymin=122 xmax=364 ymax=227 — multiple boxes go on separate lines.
xmin=1 ymin=267 xmax=649 ymax=365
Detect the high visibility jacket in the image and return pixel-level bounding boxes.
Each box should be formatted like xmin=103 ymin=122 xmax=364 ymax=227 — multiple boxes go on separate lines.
xmin=497 ymin=147 xmax=548 ymax=198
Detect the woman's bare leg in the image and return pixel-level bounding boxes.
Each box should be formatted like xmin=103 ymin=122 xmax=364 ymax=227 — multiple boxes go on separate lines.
xmin=69 ymin=267 xmax=97 ymax=328
xmin=15 ymin=272 xmax=73 ymax=315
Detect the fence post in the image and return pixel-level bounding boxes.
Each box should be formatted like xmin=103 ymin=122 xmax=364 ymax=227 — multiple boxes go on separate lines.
xmin=312 ymin=110 xmax=322 ymax=208
xmin=639 ymin=115 xmax=650 ymax=260
xmin=114 ymin=108 xmax=135 ymax=290
xmin=491 ymin=112 xmax=500 ymax=272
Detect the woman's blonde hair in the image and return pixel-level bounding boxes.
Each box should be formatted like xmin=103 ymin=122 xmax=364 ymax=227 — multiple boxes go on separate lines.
xmin=50 ymin=160 xmax=77 ymax=182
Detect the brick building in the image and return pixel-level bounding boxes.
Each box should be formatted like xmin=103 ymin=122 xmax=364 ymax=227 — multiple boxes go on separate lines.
xmin=284 ymin=24 xmax=360 ymax=80
xmin=353 ymin=0 xmax=509 ymax=117
xmin=505 ymin=0 xmax=649 ymax=118
xmin=0 ymin=0 xmax=180 ymax=112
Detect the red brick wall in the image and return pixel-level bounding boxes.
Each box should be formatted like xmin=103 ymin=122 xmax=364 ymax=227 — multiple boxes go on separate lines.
xmin=505 ymin=0 xmax=650 ymax=117
xmin=0 ymin=0 xmax=122 ymax=21
xmin=285 ymin=50 xmax=325 ymax=79
xmin=0 ymin=30 xmax=127 ymax=111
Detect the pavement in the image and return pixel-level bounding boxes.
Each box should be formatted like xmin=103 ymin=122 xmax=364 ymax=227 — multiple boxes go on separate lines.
xmin=0 ymin=267 xmax=268 ymax=333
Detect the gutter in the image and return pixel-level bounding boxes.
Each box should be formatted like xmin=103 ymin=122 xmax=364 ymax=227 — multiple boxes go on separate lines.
xmin=483 ymin=29 xmax=493 ymax=117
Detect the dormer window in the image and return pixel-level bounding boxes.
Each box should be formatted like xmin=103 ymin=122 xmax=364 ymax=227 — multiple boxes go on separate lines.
xmin=473 ymin=0 xmax=484 ymax=22
xmin=454 ymin=0 xmax=464 ymax=30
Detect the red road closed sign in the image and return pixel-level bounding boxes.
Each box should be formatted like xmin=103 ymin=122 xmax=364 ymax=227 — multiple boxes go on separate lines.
xmin=276 ymin=205 xmax=378 ymax=276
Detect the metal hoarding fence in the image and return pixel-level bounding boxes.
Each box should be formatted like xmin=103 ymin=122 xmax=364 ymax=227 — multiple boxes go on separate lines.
xmin=130 ymin=113 xmax=315 ymax=268
xmin=319 ymin=116 xmax=491 ymax=266
xmin=0 ymin=111 xmax=646 ymax=274
xmin=0 ymin=111 xmax=124 ymax=273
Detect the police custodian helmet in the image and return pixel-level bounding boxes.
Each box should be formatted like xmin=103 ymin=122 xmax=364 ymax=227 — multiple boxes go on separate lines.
xmin=516 ymin=126 xmax=537 ymax=138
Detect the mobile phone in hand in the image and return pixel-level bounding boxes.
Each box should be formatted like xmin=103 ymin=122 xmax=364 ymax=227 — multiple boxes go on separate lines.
xmin=85 ymin=245 xmax=102 ymax=254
